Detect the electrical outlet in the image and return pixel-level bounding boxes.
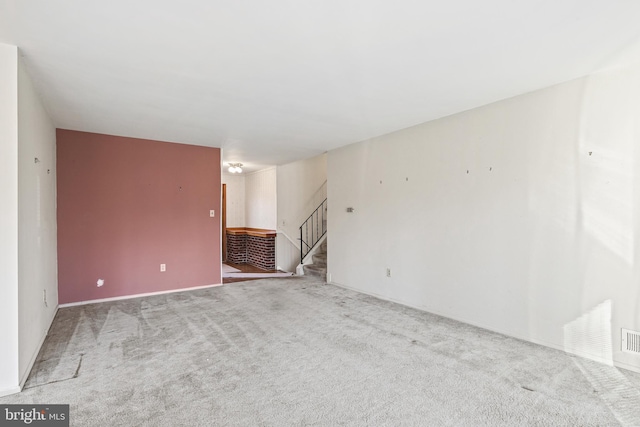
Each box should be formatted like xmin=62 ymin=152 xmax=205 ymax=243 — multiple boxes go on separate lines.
xmin=160 ymin=264 xmax=166 ymax=272
xmin=386 ymin=268 xmax=391 ymax=277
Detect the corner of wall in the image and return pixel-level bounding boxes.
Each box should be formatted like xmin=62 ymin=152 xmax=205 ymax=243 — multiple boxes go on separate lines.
xmin=17 ymin=52 xmax=59 ymax=386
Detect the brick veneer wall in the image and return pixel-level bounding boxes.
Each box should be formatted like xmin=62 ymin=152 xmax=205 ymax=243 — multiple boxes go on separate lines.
xmin=247 ymin=235 xmax=276 ymax=270
xmin=226 ymin=229 xmax=276 ymax=270
xmin=227 ymin=233 xmax=247 ymax=264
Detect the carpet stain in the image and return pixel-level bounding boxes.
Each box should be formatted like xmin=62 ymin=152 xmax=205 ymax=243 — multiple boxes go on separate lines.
xmin=23 ymin=353 xmax=85 ymax=390
xmin=73 ymin=353 xmax=84 ymax=378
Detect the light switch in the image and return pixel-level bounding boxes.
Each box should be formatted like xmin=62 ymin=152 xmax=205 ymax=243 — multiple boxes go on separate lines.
xmin=210 ymin=210 xmax=215 ymax=217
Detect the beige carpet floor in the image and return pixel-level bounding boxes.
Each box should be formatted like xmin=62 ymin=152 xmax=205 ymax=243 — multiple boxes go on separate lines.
xmin=2 ymin=276 xmax=640 ymax=426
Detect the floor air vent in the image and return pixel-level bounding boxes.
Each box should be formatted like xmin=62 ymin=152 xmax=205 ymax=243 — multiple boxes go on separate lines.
xmin=622 ymin=329 xmax=640 ymax=354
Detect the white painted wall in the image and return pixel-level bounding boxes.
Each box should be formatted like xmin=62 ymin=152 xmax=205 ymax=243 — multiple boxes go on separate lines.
xmin=222 ymin=173 xmax=245 ymax=227
xmin=18 ymin=57 xmax=58 ymax=386
xmin=276 ymin=154 xmax=327 ymax=272
xmin=245 ymin=167 xmax=277 ymax=230
xmin=328 ymin=62 xmax=640 ymax=372
xmin=0 ymin=43 xmax=20 ymax=396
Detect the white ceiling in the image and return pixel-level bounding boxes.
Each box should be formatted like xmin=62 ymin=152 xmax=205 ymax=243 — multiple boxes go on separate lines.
xmin=2 ymin=1 xmax=640 ymax=173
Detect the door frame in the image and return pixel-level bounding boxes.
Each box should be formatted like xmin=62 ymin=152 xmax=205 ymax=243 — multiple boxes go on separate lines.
xmin=222 ymin=183 xmax=227 ymax=262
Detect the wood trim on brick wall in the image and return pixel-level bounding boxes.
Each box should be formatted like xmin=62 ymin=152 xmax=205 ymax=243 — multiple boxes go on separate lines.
xmin=226 ymin=227 xmax=277 ymax=238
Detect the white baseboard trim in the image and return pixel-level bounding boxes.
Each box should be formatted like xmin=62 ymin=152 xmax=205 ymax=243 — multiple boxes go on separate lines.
xmin=0 ymin=385 xmax=21 ymax=398
xmin=329 ymin=280 xmax=640 ymax=375
xmin=60 ymin=283 xmax=224 ymax=308
xmin=19 ymin=305 xmax=59 ymax=389
xmin=612 ymin=360 xmax=640 ymax=374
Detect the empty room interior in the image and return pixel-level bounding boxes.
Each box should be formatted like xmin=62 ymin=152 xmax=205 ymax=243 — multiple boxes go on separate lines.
xmin=3 ymin=1 xmax=640 ymax=425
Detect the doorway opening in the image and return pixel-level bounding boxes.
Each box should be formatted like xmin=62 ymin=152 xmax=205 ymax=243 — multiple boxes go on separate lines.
xmin=221 ymin=179 xmax=292 ymax=283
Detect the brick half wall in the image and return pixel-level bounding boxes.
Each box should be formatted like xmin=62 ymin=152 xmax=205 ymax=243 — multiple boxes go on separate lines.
xmin=226 ymin=228 xmax=276 ymax=270
xmin=226 ymin=233 xmax=247 ymax=264
xmin=247 ymin=235 xmax=276 ymax=270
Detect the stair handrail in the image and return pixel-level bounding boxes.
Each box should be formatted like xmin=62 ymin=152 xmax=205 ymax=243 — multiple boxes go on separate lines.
xmin=299 ymin=198 xmax=327 ymax=263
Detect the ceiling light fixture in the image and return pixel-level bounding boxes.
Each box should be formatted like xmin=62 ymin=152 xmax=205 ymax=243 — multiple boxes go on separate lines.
xmin=228 ymin=163 xmax=243 ymax=173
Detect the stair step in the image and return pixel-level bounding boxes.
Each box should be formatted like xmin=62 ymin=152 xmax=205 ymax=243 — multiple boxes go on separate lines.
xmin=312 ymin=252 xmax=327 ymax=264
xmin=303 ymin=264 xmax=327 ymax=278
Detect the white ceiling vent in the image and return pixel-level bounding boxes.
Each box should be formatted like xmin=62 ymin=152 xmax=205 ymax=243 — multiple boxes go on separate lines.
xmin=621 ymin=329 xmax=640 ymax=354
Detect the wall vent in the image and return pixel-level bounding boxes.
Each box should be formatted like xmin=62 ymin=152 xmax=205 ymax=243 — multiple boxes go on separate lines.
xmin=621 ymin=329 xmax=640 ymax=354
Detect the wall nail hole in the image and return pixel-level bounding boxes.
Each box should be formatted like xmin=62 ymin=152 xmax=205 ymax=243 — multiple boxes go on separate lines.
xmin=489 ymin=167 xmax=492 ymax=171
xmin=589 ymin=151 xmax=593 ymax=156
xmin=466 ymin=170 xmax=469 ymax=174
xmin=406 ymin=177 xmax=408 ymax=181
xmin=34 ymin=157 xmax=40 ymax=163
xmin=380 ymin=180 xmax=382 ymax=184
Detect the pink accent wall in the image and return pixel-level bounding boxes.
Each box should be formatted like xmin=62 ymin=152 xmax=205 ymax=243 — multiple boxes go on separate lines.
xmin=56 ymin=129 xmax=221 ymax=304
